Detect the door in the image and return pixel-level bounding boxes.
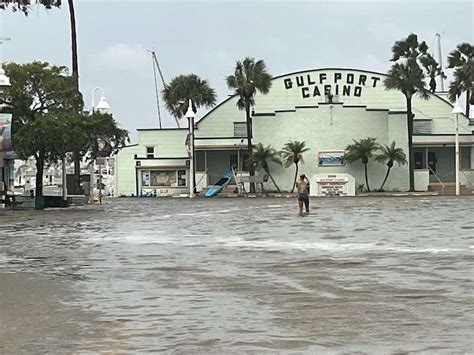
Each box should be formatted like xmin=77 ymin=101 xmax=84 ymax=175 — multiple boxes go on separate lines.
xmin=414 ymin=151 xmax=424 ymax=169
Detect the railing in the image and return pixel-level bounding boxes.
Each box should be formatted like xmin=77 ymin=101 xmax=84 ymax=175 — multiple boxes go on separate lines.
xmin=428 ymin=166 xmax=445 ymax=194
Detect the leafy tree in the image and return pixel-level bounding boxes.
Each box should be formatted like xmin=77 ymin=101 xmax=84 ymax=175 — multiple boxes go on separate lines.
xmin=384 ymin=33 xmax=432 ymax=191
xmin=83 ymin=111 xmax=130 ymax=161
xmin=447 ymin=42 xmax=473 ymax=118
xmin=280 ymin=140 xmax=310 ymax=193
xmin=420 ymin=53 xmax=446 ymax=93
xmin=162 ymin=74 xmax=216 ymax=126
xmin=0 ymin=0 xmax=61 ymax=13
xmin=246 ymin=143 xmax=282 ymax=192
xmin=374 ymin=141 xmax=407 ymax=192
xmin=344 ymin=137 xmax=379 ymax=192
xmin=2 ymin=0 xmax=82 ymax=190
xmin=0 ymin=62 xmax=82 ymax=199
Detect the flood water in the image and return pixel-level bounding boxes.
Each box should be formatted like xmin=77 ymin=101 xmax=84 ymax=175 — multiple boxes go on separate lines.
xmin=1 ymin=196 xmax=473 ymax=353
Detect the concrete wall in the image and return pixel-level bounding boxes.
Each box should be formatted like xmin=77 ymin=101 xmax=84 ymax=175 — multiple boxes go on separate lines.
xmin=115 ymin=145 xmax=141 ymax=196
xmin=253 ymin=105 xmax=409 ymax=192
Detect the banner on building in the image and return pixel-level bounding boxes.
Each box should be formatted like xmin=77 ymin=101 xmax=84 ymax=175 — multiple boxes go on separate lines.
xmin=0 ymin=113 xmax=12 ymax=152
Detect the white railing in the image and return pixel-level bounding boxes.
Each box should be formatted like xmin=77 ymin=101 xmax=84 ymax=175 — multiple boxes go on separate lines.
xmin=428 ymin=166 xmax=445 ymax=194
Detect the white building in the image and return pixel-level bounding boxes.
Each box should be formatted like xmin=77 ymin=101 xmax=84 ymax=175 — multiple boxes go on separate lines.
xmin=115 ymin=68 xmax=474 ymax=196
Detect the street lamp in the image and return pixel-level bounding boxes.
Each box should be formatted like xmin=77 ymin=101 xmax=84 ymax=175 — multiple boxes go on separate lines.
xmin=185 ymin=99 xmax=195 ymax=198
xmin=91 ymin=87 xmax=111 ymax=114
xmin=451 ymin=100 xmax=463 ymax=196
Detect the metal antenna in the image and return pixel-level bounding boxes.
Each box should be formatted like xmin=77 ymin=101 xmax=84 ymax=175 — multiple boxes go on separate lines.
xmin=435 ymin=33 xmax=444 ymax=92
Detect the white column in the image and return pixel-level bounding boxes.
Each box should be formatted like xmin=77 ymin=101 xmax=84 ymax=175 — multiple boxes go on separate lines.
xmin=189 ymin=117 xmax=195 ymax=198
xmin=455 ymin=114 xmax=460 ymax=196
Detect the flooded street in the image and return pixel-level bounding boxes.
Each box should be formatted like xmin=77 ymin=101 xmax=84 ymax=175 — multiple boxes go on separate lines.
xmin=1 ymin=196 xmax=473 ymax=353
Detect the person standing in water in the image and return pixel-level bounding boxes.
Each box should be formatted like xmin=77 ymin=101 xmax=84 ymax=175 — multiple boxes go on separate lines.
xmin=296 ymin=174 xmax=310 ymax=216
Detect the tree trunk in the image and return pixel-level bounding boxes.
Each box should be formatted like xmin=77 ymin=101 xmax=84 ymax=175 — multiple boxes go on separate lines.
xmin=35 ymin=151 xmax=45 ymax=209
xmin=68 ymin=0 xmax=82 ymax=195
xmin=379 ymin=166 xmax=392 ymax=192
xmin=68 ymin=0 xmax=79 ymax=89
xmin=291 ymin=163 xmax=298 ymax=193
xmin=364 ymin=162 xmax=370 ymax=192
xmin=245 ymin=103 xmax=255 ymax=193
xmin=406 ymin=96 xmax=415 ymax=191
xmin=265 ymin=168 xmax=281 ymax=193
xmin=466 ymin=89 xmax=471 ymax=118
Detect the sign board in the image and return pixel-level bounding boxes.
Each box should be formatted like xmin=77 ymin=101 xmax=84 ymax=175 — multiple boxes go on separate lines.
xmin=311 ymin=173 xmax=355 ymax=197
xmin=0 ymin=113 xmax=12 ymax=152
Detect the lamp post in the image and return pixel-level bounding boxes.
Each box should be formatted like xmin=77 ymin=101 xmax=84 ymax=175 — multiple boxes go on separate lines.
xmin=89 ymin=88 xmax=111 ymax=203
xmin=451 ymin=100 xmax=463 ymax=196
xmin=0 ymin=66 xmax=11 ymax=199
xmin=185 ymin=99 xmax=195 ymax=198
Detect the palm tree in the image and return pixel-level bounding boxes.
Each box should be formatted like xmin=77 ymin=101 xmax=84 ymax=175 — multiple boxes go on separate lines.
xmin=374 ymin=141 xmax=407 ymax=192
xmin=384 ymin=33 xmax=432 ymax=192
xmin=344 ymin=137 xmax=379 ymax=192
xmin=247 ymin=143 xmax=282 ymax=192
xmin=226 ymin=58 xmax=272 ymax=157
xmin=280 ymin=141 xmax=310 ymax=192
xmin=447 ymin=43 xmax=473 ymax=118
xmin=420 ymin=53 xmax=446 ymax=93
xmin=162 ymin=74 xmax=216 ymax=125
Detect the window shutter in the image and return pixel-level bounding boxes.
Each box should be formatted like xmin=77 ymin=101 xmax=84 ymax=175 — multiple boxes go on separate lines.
xmin=233 ymin=122 xmax=247 ymax=137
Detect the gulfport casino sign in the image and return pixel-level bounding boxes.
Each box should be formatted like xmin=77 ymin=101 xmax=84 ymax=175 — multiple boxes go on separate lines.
xmin=283 ymin=71 xmax=383 ymax=99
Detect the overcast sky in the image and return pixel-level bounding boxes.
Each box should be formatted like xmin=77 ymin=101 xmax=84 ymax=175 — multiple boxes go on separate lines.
xmin=1 ymin=0 xmax=472 ymax=141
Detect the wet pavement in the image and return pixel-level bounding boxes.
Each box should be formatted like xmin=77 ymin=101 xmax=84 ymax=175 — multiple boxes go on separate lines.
xmin=1 ymin=196 xmax=473 ymax=353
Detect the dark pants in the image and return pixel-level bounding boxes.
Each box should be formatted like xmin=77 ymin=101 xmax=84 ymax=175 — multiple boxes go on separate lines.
xmin=298 ymin=193 xmax=309 ymax=213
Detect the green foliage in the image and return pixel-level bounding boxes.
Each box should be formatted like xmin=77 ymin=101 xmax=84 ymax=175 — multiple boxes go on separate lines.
xmin=1 ymin=62 xmax=82 ymax=128
xmin=162 ymin=74 xmax=216 ymax=120
xmin=374 ymin=141 xmax=407 ymax=192
xmin=447 ymin=43 xmax=473 ymax=116
xmin=280 ymin=140 xmax=310 ymax=193
xmin=374 ymin=141 xmax=407 ymax=168
xmin=345 ymin=137 xmax=379 ymax=192
xmin=246 ymin=143 xmax=282 ymax=192
xmin=420 ymin=53 xmax=446 ymax=93
xmin=344 ymin=137 xmax=379 ymax=165
xmin=84 ymin=111 xmax=130 ymax=160
xmin=390 ymin=33 xmax=428 ymax=61
xmin=226 ymin=57 xmax=272 ymax=111
xmin=0 ymin=0 xmax=62 ymax=15
xmin=384 ymin=33 xmax=435 ymax=191
xmin=280 ymin=141 xmax=309 ymax=167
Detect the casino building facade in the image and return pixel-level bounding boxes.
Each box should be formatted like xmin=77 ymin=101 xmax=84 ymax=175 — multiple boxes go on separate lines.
xmin=114 ymin=68 xmax=474 ymax=196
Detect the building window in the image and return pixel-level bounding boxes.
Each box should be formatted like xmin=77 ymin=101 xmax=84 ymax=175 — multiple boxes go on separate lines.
xmin=233 ymin=122 xmax=247 ymax=137
xmin=141 ymin=169 xmax=187 ymax=187
xmin=146 ymin=146 xmax=155 ymax=158
xmin=318 ymin=151 xmax=345 ymax=166
xmin=460 ymin=147 xmax=471 ymax=170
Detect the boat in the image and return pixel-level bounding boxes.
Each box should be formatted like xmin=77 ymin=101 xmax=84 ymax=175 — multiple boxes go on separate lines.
xmin=204 ymin=172 xmax=233 ymax=197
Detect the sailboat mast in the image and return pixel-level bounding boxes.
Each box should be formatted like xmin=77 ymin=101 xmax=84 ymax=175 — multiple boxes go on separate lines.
xmin=151 ymin=55 xmax=163 ymax=129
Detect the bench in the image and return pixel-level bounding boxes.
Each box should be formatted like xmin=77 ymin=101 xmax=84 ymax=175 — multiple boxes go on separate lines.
xmin=234 ymin=175 xmax=267 ymax=196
